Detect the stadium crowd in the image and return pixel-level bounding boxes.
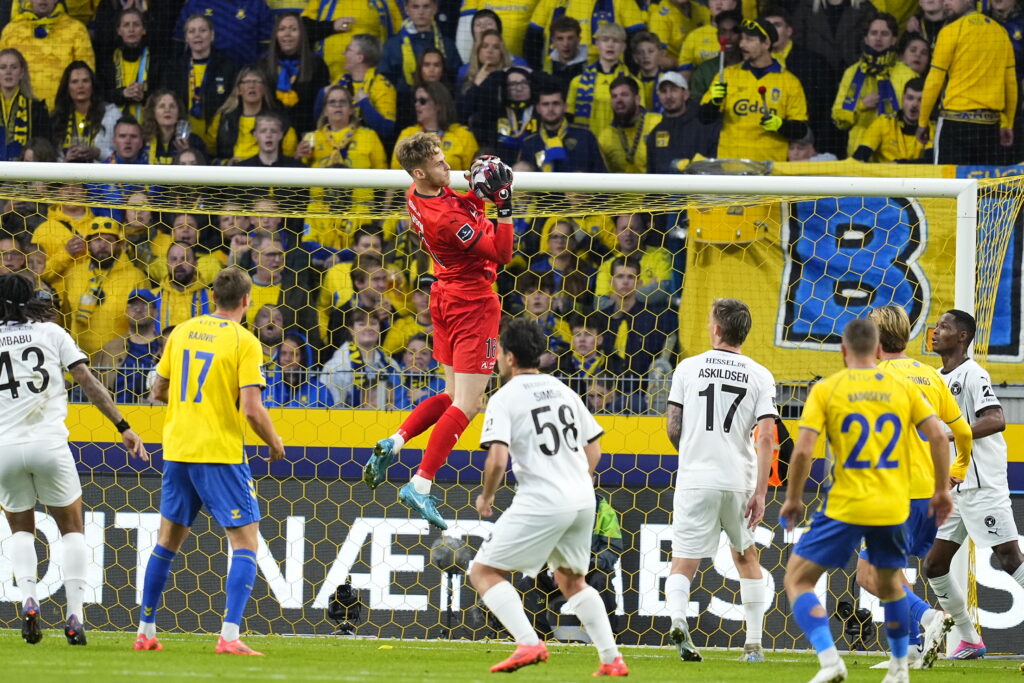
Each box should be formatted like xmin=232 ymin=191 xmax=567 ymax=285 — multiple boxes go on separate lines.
xmin=0 ymin=0 xmax=1018 ymax=411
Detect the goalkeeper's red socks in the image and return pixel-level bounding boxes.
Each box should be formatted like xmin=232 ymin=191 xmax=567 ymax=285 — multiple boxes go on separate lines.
xmin=397 ymin=393 xmax=453 ymax=444
xmin=415 ymin=404 xmax=469 ymax=485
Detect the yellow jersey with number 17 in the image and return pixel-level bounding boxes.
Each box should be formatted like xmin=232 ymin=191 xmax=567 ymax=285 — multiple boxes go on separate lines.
xmin=156 ymin=314 xmax=266 ymax=464
xmin=878 ymin=357 xmax=971 ymax=499
xmin=799 ymin=367 xmax=935 ymax=526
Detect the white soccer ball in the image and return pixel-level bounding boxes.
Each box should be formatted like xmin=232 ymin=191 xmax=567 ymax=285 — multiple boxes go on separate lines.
xmin=470 ymin=157 xmax=506 ymax=201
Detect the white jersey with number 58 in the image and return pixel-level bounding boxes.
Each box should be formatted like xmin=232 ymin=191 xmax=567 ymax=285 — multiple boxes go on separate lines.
xmin=941 ymin=358 xmax=1009 ymax=493
xmin=668 ymin=349 xmax=778 ymax=493
xmin=0 ymin=320 xmax=88 ymax=444
xmin=480 ymin=373 xmax=603 ymax=512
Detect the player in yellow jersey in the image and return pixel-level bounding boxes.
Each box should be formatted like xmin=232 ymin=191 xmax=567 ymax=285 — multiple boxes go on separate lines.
xmin=698 ymin=19 xmax=808 ymax=162
xmin=781 ymin=318 xmax=952 ymax=683
xmin=133 ymin=267 xmax=285 ymax=655
xmin=852 ymin=306 xmax=970 ymax=670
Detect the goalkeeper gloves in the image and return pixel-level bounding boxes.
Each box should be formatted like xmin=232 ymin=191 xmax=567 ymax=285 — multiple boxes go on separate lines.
xmin=475 ymin=160 xmax=514 ymax=218
xmin=760 ymin=114 xmax=783 ymax=132
xmin=710 ymin=81 xmax=727 ymax=106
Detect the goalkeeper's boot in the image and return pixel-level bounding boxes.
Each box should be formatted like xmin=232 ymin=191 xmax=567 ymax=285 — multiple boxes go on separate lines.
xmin=21 ymin=597 xmax=42 ymax=644
xmin=737 ymin=643 xmax=765 ymax=662
xmin=64 ymin=614 xmax=87 ymax=645
xmin=132 ymin=634 xmax=163 ymax=651
xmin=399 ymin=482 xmax=448 ymax=530
xmin=947 ymin=638 xmax=986 ymax=660
xmin=592 ymin=656 xmax=629 ymax=677
xmin=216 ymin=637 xmax=264 ymax=656
xmin=912 ymin=613 xmax=954 ymax=669
xmin=489 ymin=642 xmax=549 ymax=673
xmin=669 ymin=618 xmax=702 ymax=662
xmin=807 ymin=659 xmax=847 ymax=683
xmin=364 ymin=438 xmax=398 ymax=489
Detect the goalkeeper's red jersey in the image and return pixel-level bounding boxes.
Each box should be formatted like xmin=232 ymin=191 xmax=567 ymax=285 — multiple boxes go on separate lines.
xmin=406 ymin=184 xmax=513 ymax=296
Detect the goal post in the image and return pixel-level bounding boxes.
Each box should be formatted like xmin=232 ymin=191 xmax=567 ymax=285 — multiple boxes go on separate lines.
xmin=0 ymin=161 xmax=1017 ymax=651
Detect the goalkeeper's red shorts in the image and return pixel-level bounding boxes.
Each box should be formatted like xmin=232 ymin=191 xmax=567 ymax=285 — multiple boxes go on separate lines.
xmin=430 ymin=282 xmax=500 ymax=375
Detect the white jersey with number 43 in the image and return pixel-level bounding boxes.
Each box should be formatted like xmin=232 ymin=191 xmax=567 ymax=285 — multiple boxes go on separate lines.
xmin=0 ymin=321 xmax=88 ymax=444
xmin=480 ymin=373 xmax=604 ymax=512
xmin=668 ymin=349 xmax=778 ymax=493
xmin=942 ymin=358 xmax=1009 ymax=493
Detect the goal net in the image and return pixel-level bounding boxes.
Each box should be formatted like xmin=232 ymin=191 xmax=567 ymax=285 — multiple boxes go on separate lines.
xmin=0 ymin=161 xmax=1020 ymax=653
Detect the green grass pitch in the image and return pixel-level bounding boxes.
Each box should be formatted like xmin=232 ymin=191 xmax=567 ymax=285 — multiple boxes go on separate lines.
xmin=1 ymin=631 xmax=1018 ymax=682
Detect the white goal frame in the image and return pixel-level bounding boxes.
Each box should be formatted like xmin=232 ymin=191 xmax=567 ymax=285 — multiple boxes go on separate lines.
xmin=0 ymin=161 xmax=980 ymax=317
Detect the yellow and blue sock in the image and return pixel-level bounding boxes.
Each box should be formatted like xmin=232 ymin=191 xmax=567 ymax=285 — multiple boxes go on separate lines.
xmin=793 ymin=592 xmax=840 ymax=667
xmin=138 ymin=544 xmax=176 ymax=638
xmin=883 ymin=594 xmax=910 ymax=662
xmin=222 ymin=549 xmax=258 ymax=641
xmin=903 ymin=586 xmax=929 ymax=646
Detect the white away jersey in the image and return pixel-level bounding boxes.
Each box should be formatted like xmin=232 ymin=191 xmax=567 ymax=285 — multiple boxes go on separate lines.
xmin=480 ymin=373 xmax=603 ymax=512
xmin=0 ymin=321 xmax=87 ymax=444
xmin=668 ymin=349 xmax=778 ymax=492
xmin=942 ymin=359 xmax=1008 ymax=492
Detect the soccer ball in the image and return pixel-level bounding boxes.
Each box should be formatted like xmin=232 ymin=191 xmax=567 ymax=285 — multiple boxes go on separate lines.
xmin=469 ymin=156 xmax=508 ymax=202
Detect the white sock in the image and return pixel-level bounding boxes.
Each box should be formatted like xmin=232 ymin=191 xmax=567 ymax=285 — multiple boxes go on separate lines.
xmin=920 ymin=608 xmax=939 ymax=630
xmin=740 ymin=574 xmax=767 ymax=645
xmin=138 ymin=621 xmax=156 ymax=638
xmin=389 ymin=433 xmax=406 ymax=451
xmin=61 ymin=532 xmax=89 ymax=622
xmin=927 ymin=573 xmax=981 ymax=643
xmin=819 ymin=647 xmax=841 ymax=668
xmin=10 ymin=531 xmax=37 ymax=604
xmin=480 ymin=580 xmax=539 ymax=646
xmin=411 ymin=474 xmax=432 ymax=495
xmin=567 ymin=586 xmax=620 ymax=665
xmin=1011 ymin=562 xmax=1024 ymax=588
xmin=221 ymin=622 xmax=240 ymax=641
xmin=665 ymin=573 xmax=691 ymax=624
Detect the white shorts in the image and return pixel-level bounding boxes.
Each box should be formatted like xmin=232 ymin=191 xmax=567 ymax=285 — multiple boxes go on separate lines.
xmin=936 ymin=486 xmax=1019 ymax=549
xmin=672 ymin=488 xmax=754 ymax=559
xmin=474 ymin=504 xmax=594 ymax=578
xmin=0 ymin=440 xmax=82 ymax=513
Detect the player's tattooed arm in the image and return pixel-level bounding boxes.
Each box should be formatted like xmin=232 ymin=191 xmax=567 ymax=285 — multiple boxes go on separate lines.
xmin=972 ymin=406 xmax=1006 ymax=438
xmin=70 ymin=363 xmax=149 ymax=461
xmin=150 ymin=373 xmax=170 ymax=404
xmin=666 ymin=402 xmax=682 ymax=451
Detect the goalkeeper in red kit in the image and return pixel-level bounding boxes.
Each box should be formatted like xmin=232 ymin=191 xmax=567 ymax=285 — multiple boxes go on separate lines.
xmin=364 ymin=132 xmax=514 ymax=530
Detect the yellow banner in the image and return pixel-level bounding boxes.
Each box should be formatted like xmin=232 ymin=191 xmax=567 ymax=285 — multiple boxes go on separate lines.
xmin=680 ymin=161 xmax=1024 ymax=384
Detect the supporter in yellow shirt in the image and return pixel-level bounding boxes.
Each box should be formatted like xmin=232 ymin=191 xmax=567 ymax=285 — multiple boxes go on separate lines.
xmin=458 ymin=0 xmax=537 ymax=57
xmin=918 ymin=0 xmax=1017 ymax=165
xmin=392 ymin=81 xmax=478 ymax=171
xmin=648 ymin=0 xmax=711 ymax=64
xmin=334 ymin=34 xmax=397 ymax=142
xmin=567 ymin=22 xmax=637 ymax=137
xmin=598 ymin=75 xmax=663 ymax=173
xmin=699 ymin=18 xmax=808 ymax=162
xmin=853 ymin=77 xmax=931 ymax=162
xmin=301 ymin=0 xmax=401 ymax=81
xmin=595 ymin=214 xmax=673 ymax=298
xmin=62 ymin=217 xmax=147 ymax=359
xmin=153 ymin=242 xmax=215 ymax=332
xmin=832 ymin=13 xmax=916 ymax=156
xmin=678 ymin=0 xmax=736 ymax=70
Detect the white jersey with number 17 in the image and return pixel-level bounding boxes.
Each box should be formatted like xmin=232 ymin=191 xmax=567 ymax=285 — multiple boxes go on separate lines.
xmin=668 ymin=349 xmax=778 ymax=493
xmin=0 ymin=320 xmax=88 ymax=444
xmin=480 ymin=373 xmax=603 ymax=513
xmin=941 ymin=358 xmax=1009 ymax=493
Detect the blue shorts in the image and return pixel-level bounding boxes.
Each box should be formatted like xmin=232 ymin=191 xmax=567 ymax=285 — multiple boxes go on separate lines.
xmin=858 ymin=498 xmax=937 ymax=561
xmin=161 ymin=461 xmax=261 ymax=528
xmin=796 ymin=510 xmax=908 ymax=569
